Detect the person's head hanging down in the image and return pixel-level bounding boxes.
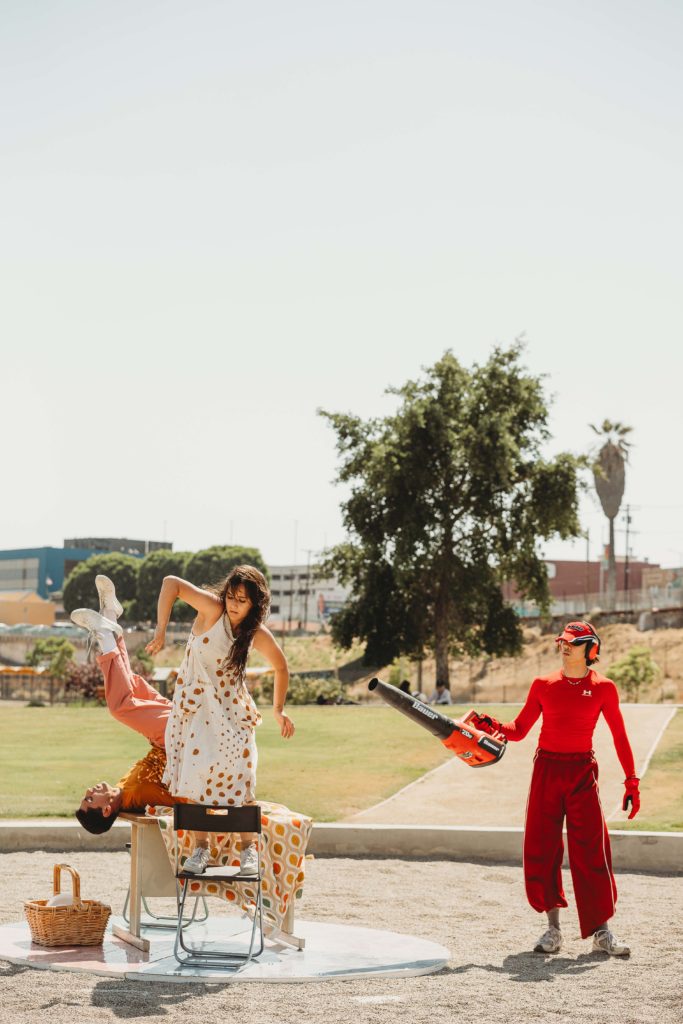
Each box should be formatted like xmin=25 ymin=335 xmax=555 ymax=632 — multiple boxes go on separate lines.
xmin=76 ymin=781 xmax=124 ymax=834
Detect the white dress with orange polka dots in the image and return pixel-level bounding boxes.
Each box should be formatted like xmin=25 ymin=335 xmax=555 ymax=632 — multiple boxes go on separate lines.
xmin=162 ymin=614 xmax=262 ymax=805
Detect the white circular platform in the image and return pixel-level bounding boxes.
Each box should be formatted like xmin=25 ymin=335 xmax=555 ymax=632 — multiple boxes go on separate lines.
xmin=0 ymin=917 xmax=449 ymax=984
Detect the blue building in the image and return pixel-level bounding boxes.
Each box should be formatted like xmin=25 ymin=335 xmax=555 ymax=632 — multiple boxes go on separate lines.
xmin=0 ymin=538 xmax=170 ymax=598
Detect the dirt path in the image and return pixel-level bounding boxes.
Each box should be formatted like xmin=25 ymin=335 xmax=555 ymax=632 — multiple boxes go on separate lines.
xmin=1 ymin=852 xmax=681 ymax=1024
xmin=348 ymin=706 xmax=675 ymax=826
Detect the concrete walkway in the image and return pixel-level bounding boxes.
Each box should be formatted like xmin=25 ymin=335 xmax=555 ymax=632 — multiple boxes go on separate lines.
xmin=348 ymin=706 xmax=676 ymax=826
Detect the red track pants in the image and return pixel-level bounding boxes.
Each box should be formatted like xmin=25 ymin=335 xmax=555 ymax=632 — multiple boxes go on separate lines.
xmin=523 ymin=749 xmax=617 ymax=938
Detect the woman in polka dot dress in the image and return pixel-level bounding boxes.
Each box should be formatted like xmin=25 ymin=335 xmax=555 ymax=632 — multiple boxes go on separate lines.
xmin=146 ymin=565 xmax=294 ymax=874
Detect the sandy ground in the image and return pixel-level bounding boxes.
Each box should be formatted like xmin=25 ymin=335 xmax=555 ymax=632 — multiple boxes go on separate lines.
xmin=349 ymin=706 xmax=675 ymax=826
xmin=0 ymin=851 xmax=681 ymax=1024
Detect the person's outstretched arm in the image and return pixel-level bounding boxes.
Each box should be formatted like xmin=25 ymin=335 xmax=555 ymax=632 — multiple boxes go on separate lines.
xmin=601 ymin=681 xmax=640 ymax=818
xmin=474 ymin=679 xmax=543 ymax=741
xmin=252 ymin=626 xmax=295 ymax=739
xmin=145 ymin=576 xmax=223 ymax=654
xmin=601 ymin=682 xmax=636 ymax=778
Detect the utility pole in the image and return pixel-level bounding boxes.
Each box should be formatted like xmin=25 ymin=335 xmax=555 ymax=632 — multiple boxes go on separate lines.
xmin=288 ymin=521 xmax=298 ymax=637
xmin=584 ymin=529 xmax=590 ymax=614
xmin=624 ymin=505 xmax=631 ymax=610
xmin=301 ymin=548 xmax=315 ymax=633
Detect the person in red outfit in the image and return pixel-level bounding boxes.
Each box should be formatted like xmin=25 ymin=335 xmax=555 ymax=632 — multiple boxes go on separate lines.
xmin=474 ymin=621 xmax=640 ymax=957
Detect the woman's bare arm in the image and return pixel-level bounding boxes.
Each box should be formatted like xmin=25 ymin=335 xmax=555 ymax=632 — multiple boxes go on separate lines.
xmin=145 ymin=576 xmax=222 ymax=654
xmin=252 ymin=626 xmax=295 ymax=739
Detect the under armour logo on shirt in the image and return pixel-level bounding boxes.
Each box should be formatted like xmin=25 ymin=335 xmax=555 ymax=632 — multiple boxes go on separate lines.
xmin=582 ymin=689 xmax=592 ymax=697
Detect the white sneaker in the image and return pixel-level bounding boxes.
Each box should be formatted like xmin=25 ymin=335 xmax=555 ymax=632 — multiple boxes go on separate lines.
xmin=533 ymin=925 xmax=563 ymax=953
xmin=183 ymin=847 xmax=211 ymax=874
xmin=95 ymin=575 xmax=124 ymax=620
xmin=70 ymin=608 xmax=123 ymax=637
xmin=592 ymin=928 xmax=630 ymax=956
xmin=240 ymin=844 xmax=259 ymax=875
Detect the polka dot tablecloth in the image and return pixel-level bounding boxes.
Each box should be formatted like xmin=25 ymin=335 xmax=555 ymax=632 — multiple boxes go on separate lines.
xmin=147 ymin=802 xmax=313 ymax=929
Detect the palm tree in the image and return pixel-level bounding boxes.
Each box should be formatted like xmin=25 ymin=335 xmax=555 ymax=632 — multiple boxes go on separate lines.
xmin=589 ymin=420 xmax=632 ymax=610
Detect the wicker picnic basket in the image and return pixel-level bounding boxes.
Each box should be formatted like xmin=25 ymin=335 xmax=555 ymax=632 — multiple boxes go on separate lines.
xmin=24 ymin=864 xmax=111 ymax=947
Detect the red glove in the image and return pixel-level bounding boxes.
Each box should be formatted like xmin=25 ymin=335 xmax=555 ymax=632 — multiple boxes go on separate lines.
xmin=471 ymin=712 xmax=503 ymax=736
xmin=622 ymin=777 xmax=641 ymax=820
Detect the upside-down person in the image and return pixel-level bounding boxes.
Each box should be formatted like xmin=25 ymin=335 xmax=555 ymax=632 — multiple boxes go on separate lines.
xmin=72 ymin=576 xmax=179 ymax=836
xmin=472 ymin=621 xmax=640 ymax=957
xmin=71 ymin=573 xmax=294 ymax=876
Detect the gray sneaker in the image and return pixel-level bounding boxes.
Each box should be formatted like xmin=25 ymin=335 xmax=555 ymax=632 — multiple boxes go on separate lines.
xmin=240 ymin=844 xmax=259 ymax=875
xmin=183 ymin=847 xmax=211 ymax=874
xmin=95 ymin=575 xmax=124 ymax=620
xmin=592 ymin=928 xmax=630 ymax=956
xmin=534 ymin=925 xmax=563 ymax=953
xmin=70 ymin=608 xmax=123 ymax=637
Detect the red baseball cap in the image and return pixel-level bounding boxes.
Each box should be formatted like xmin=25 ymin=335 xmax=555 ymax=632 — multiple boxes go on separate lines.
xmin=555 ymin=621 xmax=598 ymax=645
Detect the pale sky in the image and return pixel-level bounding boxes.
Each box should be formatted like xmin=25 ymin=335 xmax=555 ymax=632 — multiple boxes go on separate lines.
xmin=2 ymin=1 xmax=682 ymax=568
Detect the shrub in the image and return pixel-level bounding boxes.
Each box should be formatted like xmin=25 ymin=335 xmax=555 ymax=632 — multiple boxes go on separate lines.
xmin=253 ymin=674 xmax=342 ymax=705
xmin=131 ymin=646 xmax=154 ymax=676
xmin=65 ymin=661 xmax=105 ymax=701
xmin=26 ymin=638 xmax=75 ymax=681
xmin=608 ymin=646 xmax=658 ymax=702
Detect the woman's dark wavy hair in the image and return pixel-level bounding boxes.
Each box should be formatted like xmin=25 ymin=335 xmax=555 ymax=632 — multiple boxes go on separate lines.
xmin=75 ymin=806 xmax=119 ymax=834
xmin=209 ymin=564 xmax=270 ymax=677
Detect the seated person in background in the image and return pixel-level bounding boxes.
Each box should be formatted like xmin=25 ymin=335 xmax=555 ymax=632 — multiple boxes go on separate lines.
xmin=400 ymin=679 xmax=428 ymax=701
xmin=429 ymin=681 xmax=452 ymax=705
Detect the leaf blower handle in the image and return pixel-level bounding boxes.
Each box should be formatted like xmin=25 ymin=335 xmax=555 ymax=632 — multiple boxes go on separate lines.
xmin=368 ymin=680 xmax=507 ymax=767
xmin=467 ymin=710 xmax=504 ymax=737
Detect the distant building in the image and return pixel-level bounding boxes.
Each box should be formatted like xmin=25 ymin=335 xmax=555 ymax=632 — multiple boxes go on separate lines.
xmin=0 ymin=538 xmax=172 ymax=599
xmin=0 ymin=591 xmax=56 ymax=626
xmin=267 ymin=564 xmax=350 ymax=627
xmin=64 ymin=537 xmax=170 ymax=556
xmin=501 ymin=557 xmax=661 ymax=616
xmin=0 ymin=546 xmax=105 ymax=598
xmin=501 ymin=558 xmax=656 ymax=604
xmin=547 ymin=558 xmax=654 ymax=599
xmin=641 ymin=566 xmax=683 ymax=606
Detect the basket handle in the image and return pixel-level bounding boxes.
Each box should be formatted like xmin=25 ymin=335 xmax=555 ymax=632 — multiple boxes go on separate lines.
xmin=53 ymin=863 xmax=82 ymax=903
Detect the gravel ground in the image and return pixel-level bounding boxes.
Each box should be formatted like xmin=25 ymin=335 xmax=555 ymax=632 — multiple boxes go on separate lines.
xmin=0 ymin=851 xmax=681 ymax=1024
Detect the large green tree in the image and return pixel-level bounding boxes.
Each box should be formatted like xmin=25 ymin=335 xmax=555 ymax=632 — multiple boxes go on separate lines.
xmin=136 ymin=549 xmax=192 ymax=621
xmin=184 ymin=546 xmax=269 ymax=588
xmin=320 ymin=345 xmax=583 ymax=683
xmin=590 ymin=419 xmax=632 ymax=610
xmin=62 ymin=553 xmax=140 ymax=615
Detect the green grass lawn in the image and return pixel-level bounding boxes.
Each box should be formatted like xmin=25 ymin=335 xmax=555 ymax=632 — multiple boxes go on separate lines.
xmin=2 ymin=703 xmax=681 ymax=828
xmin=0 ymin=703 xmax=489 ymax=820
xmin=618 ymin=708 xmax=683 ymax=832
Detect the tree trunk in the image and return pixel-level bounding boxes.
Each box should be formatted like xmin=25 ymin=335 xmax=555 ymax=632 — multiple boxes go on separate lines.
xmin=434 ymin=629 xmax=449 ymax=686
xmin=434 ymin=585 xmax=450 ymax=686
xmin=607 ymin=515 xmax=616 ymax=611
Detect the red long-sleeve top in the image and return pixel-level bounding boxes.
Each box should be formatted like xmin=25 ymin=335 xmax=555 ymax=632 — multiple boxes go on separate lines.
xmin=499 ymin=670 xmax=636 ymax=778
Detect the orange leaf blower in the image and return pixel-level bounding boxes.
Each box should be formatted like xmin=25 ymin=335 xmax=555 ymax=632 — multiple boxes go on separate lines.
xmin=368 ymin=678 xmax=506 ymax=767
